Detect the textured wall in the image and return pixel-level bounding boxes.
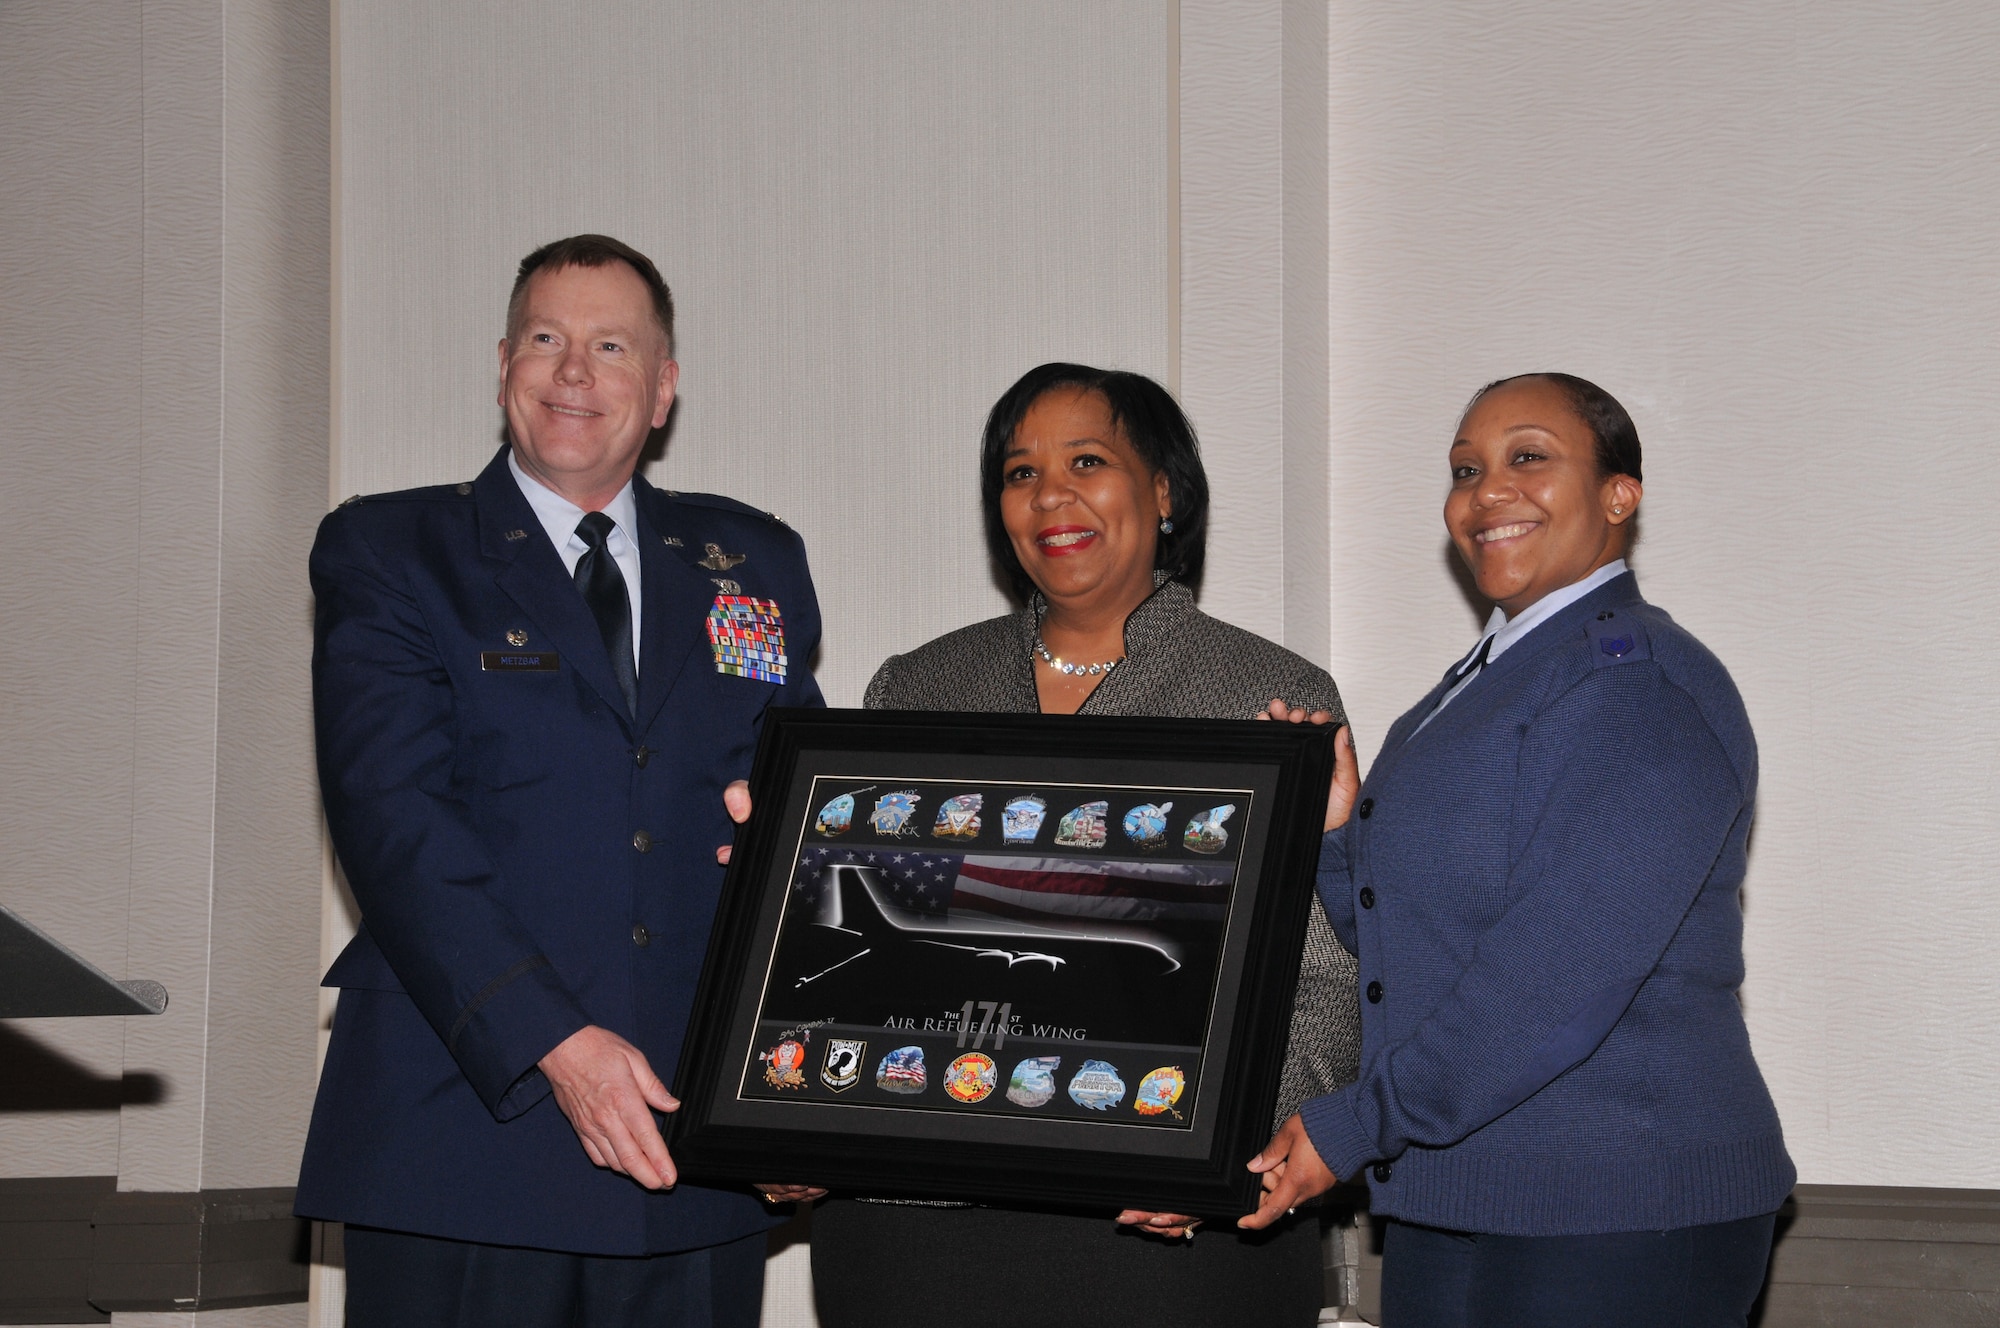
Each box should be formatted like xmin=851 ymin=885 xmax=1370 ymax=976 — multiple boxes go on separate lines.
xmin=334 ymin=0 xmax=1171 ymax=708
xmin=0 ymin=0 xmax=145 ymax=1180
xmin=1321 ymin=0 xmax=2000 ymax=1188
xmin=0 ymin=0 xmax=329 ymax=1218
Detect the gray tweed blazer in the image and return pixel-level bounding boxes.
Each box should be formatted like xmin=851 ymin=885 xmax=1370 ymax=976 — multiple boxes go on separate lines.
xmin=865 ymin=577 xmax=1362 ymax=1123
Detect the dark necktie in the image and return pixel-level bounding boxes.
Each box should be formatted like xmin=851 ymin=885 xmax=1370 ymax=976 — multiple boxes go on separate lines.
xmin=574 ymin=512 xmax=639 ymax=717
xmin=1451 ymin=632 xmax=1494 ymax=686
xmin=1415 ymin=633 xmax=1494 ymax=732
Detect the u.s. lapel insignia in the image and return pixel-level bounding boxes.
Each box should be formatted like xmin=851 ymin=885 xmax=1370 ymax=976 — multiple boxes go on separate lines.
xmin=503 ymin=528 xmax=529 ymax=541
xmin=662 ymin=535 xmax=684 ymax=547
xmin=698 ymin=543 xmax=747 ymax=571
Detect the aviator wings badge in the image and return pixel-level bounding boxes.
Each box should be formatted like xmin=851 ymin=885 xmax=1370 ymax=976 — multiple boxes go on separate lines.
xmin=697 ymin=543 xmax=747 ymax=571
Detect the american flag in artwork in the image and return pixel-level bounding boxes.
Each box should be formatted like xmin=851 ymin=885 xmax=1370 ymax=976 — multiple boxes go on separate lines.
xmin=789 ymin=847 xmax=1230 ymax=926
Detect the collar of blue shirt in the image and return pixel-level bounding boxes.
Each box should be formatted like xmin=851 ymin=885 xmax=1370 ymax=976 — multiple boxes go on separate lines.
xmin=1417 ymin=558 xmax=1630 ymax=732
xmin=506 ymin=448 xmax=644 ymax=668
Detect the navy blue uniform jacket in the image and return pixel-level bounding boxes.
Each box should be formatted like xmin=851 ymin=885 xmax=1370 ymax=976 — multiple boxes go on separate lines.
xmin=295 ymin=447 xmax=824 ymax=1255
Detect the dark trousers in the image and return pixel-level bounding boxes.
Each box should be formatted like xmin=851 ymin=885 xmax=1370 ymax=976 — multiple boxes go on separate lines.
xmin=1380 ymin=1212 xmax=1778 ymax=1328
xmin=342 ymin=1225 xmax=767 ymax=1328
xmin=810 ymin=1198 xmax=1324 ymax=1328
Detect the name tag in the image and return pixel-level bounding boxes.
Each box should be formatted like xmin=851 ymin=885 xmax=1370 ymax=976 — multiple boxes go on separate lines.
xmin=480 ymin=650 xmax=559 ymax=672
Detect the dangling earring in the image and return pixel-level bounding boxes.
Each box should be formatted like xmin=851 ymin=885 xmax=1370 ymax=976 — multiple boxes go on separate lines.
xmin=1159 ymin=518 xmax=1174 ymax=534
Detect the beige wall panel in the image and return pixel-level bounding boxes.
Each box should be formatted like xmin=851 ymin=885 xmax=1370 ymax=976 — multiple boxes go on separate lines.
xmin=203 ymin=0 xmax=331 ymax=1190
xmin=117 ymin=0 xmax=231 ymax=1195
xmin=335 ymin=0 xmax=1170 ymax=707
xmin=1322 ymin=0 xmax=2000 ymax=1186
xmin=1179 ymin=0 xmax=1286 ymax=640
xmin=0 ymin=0 xmax=145 ymax=1178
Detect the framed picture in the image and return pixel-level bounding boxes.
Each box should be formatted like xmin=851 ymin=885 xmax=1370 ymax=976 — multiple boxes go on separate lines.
xmin=670 ymin=707 xmax=1335 ymax=1216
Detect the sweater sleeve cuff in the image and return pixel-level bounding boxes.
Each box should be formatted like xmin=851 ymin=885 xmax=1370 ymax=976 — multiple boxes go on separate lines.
xmin=1315 ymin=825 xmax=1351 ymax=893
xmin=1299 ymin=1088 xmax=1378 ymax=1184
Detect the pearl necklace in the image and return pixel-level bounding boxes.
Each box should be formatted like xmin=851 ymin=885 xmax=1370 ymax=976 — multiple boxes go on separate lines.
xmin=1034 ymin=633 xmax=1124 ymax=678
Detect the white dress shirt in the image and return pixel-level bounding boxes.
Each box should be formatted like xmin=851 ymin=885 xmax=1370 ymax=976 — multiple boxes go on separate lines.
xmin=1416 ymin=558 xmax=1629 ymax=732
xmin=508 ymin=450 xmax=644 ymax=671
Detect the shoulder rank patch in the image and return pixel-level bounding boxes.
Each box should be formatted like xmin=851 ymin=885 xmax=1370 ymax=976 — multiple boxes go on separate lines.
xmin=1587 ymin=610 xmax=1651 ymax=667
xmin=707 ymin=595 xmax=787 ymax=683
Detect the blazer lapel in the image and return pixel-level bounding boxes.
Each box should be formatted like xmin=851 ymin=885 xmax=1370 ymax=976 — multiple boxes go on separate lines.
xmin=476 ymin=451 xmax=634 ymax=726
xmin=631 ymin=482 xmax=719 ymax=735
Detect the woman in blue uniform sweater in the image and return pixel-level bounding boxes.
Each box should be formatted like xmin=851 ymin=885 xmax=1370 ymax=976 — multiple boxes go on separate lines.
xmin=1243 ymin=374 xmax=1794 ymax=1326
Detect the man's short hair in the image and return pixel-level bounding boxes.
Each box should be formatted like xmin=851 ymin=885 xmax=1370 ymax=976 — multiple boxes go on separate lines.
xmin=507 ymin=234 xmax=676 ymax=355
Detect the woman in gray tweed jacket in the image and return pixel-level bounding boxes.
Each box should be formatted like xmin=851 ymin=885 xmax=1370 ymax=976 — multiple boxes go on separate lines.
xmin=809 ymin=364 xmax=1360 ymax=1328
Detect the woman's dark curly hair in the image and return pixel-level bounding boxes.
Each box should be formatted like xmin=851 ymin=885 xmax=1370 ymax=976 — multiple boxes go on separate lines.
xmin=979 ymin=363 xmax=1210 ymax=600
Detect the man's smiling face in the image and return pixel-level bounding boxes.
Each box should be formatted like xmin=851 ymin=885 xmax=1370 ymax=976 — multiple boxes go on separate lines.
xmin=498 ymin=260 xmax=678 ymax=508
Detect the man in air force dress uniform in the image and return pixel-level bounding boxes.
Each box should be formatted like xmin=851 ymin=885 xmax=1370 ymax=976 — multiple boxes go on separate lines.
xmin=295 ymin=235 xmax=823 ymax=1327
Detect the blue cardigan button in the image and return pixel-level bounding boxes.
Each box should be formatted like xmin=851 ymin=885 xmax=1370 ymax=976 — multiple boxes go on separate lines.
xmin=1358 ymin=798 xmax=1374 ymax=819
xmin=1366 ymin=980 xmax=1383 ymax=1003
xmin=1359 ymin=887 xmax=1375 ymax=909
xmin=1372 ymin=1162 xmax=1392 ymax=1182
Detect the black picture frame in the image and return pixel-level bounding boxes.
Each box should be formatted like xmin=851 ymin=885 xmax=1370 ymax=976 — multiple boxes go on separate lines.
xmin=670 ymin=707 xmax=1335 ymax=1217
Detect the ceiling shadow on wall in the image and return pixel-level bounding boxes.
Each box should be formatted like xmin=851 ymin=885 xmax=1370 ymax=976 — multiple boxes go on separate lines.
xmin=0 ymin=1024 xmax=164 ymax=1112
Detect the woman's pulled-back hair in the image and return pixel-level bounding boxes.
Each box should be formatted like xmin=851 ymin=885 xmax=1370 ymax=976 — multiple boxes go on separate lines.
xmin=1468 ymin=372 xmax=1643 ymax=482
xmin=979 ymin=363 xmax=1210 ymax=601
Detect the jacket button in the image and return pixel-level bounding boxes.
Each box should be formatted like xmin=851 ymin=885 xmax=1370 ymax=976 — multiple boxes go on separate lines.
xmin=1358 ymin=798 xmax=1374 ymax=820
xmin=631 ymin=924 xmax=651 ymax=947
xmin=1359 ymin=887 xmax=1375 ymax=909
xmin=633 ymin=747 xmax=651 ymax=768
xmin=632 ymin=830 xmax=652 ymax=853
xmin=1366 ymin=980 xmax=1383 ymax=1004
xmin=1372 ymin=1162 xmax=1392 ymax=1182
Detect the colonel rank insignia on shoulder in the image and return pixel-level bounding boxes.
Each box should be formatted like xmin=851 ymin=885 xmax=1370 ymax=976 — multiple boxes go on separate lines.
xmin=707 ymin=595 xmax=787 ymax=683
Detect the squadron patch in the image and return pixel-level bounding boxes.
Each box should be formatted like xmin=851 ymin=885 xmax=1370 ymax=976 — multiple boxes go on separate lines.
xmin=1134 ymin=1066 xmax=1186 ymax=1117
xmin=1122 ymin=802 xmax=1174 ymax=851
xmin=1006 ymin=1056 xmax=1061 ymax=1108
xmin=876 ymin=1045 xmax=927 ymax=1094
xmin=1183 ymin=804 xmax=1236 ymax=855
xmin=761 ymin=1039 xmax=807 ymax=1090
xmin=1055 ymin=800 xmax=1109 ymax=850
xmin=1002 ymin=796 xmax=1048 ymax=844
xmin=815 ymin=793 xmax=856 ymax=837
xmin=820 ymin=1038 xmax=866 ymax=1092
xmin=1067 ymin=1060 xmax=1126 ymax=1111
xmin=933 ymin=793 xmax=983 ymax=840
xmin=944 ymin=1053 xmax=998 ymax=1103
xmin=706 ymin=595 xmax=787 ymax=684
xmin=870 ymin=791 xmax=922 ymax=837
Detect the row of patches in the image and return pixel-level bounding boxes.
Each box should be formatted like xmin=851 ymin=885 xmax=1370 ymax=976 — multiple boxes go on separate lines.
xmin=815 ymin=791 xmax=1236 ymax=855
xmin=707 ymin=595 xmax=786 ymax=684
xmin=759 ymin=1038 xmax=1186 ymax=1118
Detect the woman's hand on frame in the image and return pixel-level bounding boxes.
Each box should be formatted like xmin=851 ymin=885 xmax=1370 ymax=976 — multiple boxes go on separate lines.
xmin=1114 ymin=1208 xmax=1203 ymax=1240
xmin=1237 ymin=1112 xmax=1339 ymax=1231
xmin=1256 ymin=702 xmax=1359 ymax=832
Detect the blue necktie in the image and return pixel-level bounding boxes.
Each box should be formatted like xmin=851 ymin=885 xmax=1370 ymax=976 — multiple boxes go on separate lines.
xmin=574 ymin=512 xmax=638 ymax=717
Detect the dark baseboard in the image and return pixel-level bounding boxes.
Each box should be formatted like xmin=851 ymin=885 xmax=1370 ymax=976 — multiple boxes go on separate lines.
xmin=0 ymin=1178 xmax=306 ymax=1323
xmin=1320 ymin=1183 xmax=2000 ymax=1325
xmin=1756 ymin=1184 xmax=2000 ymax=1327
